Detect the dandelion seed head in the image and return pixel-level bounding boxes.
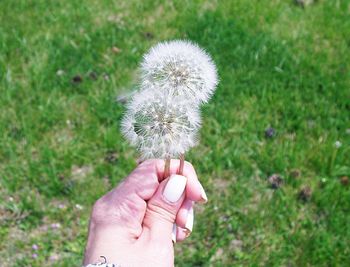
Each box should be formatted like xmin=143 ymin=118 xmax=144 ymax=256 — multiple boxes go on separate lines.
xmin=121 ymin=91 xmax=200 ymax=159
xmin=141 ymin=40 xmax=218 ymax=104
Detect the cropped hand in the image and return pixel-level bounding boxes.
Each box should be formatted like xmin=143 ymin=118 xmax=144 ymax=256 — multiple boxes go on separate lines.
xmin=83 ymin=159 xmax=207 ymax=266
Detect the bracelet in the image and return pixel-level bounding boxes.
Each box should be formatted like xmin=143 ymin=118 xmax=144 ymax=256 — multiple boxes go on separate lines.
xmin=85 ymin=264 xmax=120 ymax=267
xmin=84 ymin=256 xmax=121 ymax=267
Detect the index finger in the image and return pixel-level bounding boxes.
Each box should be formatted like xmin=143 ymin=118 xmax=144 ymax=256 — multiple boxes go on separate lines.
xmin=155 ymin=159 xmax=207 ymax=202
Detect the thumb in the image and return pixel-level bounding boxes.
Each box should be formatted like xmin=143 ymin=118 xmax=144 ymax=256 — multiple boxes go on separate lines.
xmin=142 ymin=174 xmax=187 ymax=243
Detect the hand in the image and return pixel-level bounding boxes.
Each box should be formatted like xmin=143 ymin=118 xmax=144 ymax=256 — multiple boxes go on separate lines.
xmin=83 ymin=159 xmax=207 ymax=266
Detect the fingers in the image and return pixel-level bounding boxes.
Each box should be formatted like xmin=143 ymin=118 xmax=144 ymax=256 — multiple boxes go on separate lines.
xmin=186 ymin=173 xmax=207 ymax=202
xmin=170 ymin=223 xmax=193 ymax=243
xmin=142 ymin=174 xmax=187 ymax=243
xmin=136 ymin=159 xmax=206 ymax=244
xmin=116 ymin=159 xmax=206 ymax=203
xmin=174 ymin=200 xmax=194 ymax=243
xmin=155 ymin=159 xmax=207 ymax=202
xmin=175 ymin=199 xmax=194 ymax=231
xmin=155 ymin=159 xmax=196 ymax=181
xmin=107 ymin=159 xmax=160 ymax=202
xmin=91 ymin=160 xmax=161 ymax=229
xmin=176 ymin=226 xmax=191 ymax=242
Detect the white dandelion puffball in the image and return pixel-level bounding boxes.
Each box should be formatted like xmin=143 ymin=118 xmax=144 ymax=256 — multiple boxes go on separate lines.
xmin=141 ymin=40 xmax=218 ymax=104
xmin=121 ymin=91 xmax=201 ymax=159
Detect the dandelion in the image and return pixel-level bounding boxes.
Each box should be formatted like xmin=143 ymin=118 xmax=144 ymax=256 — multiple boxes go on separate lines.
xmin=335 ymin=140 xmax=342 ymax=148
xmin=121 ymin=40 xmax=218 ymax=177
xmin=122 ymin=91 xmax=200 ymax=175
xmin=140 ymin=40 xmax=218 ymax=104
xmin=75 ymin=204 xmax=83 ymax=210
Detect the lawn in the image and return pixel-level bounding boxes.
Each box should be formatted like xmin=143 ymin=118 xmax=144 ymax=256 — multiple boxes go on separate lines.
xmin=0 ymin=0 xmax=349 ymax=266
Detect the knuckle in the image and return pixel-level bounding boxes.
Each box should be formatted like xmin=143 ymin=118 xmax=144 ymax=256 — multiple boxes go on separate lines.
xmin=91 ymin=195 xmax=115 ymax=223
xmin=184 ymin=160 xmax=194 ymax=170
xmin=147 ymin=201 xmax=177 ymax=223
xmin=91 ymin=198 xmax=105 ymax=220
xmin=140 ymin=158 xmax=158 ymax=167
xmin=139 ymin=159 xmax=151 ymax=166
xmin=136 ymin=158 xmax=161 ymax=173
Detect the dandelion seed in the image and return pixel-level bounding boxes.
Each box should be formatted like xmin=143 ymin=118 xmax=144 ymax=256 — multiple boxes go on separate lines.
xmin=75 ymin=204 xmax=83 ymax=210
xmin=335 ymin=140 xmax=342 ymax=148
xmin=121 ymin=91 xmax=201 ymax=160
xmin=140 ymin=40 xmax=218 ymax=104
xmin=56 ymin=69 xmax=64 ymax=76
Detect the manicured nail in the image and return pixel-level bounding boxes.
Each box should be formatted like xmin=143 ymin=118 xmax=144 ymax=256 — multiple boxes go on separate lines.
xmin=185 ymin=206 xmax=194 ymax=233
xmin=163 ymin=175 xmax=187 ymax=203
xmin=199 ymin=185 xmax=208 ymax=203
xmin=172 ymin=223 xmax=177 ymax=243
xmin=183 ymin=228 xmax=191 ymax=238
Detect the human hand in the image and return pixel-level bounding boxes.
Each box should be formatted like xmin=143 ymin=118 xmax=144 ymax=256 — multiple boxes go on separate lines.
xmin=83 ymin=159 xmax=207 ymax=266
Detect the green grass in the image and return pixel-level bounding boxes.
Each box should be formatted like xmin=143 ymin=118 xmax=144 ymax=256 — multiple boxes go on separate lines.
xmin=1 ymin=0 xmax=349 ymax=266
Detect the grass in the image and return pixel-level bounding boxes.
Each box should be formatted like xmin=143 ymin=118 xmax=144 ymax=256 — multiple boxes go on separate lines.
xmin=0 ymin=0 xmax=349 ymax=266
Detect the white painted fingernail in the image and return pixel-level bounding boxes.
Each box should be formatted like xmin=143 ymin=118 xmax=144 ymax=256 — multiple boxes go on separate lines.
xmin=163 ymin=175 xmax=187 ymax=203
xmin=185 ymin=206 xmax=194 ymax=232
xmin=171 ymin=223 xmax=177 ymax=243
xmin=199 ymin=185 xmax=208 ymax=203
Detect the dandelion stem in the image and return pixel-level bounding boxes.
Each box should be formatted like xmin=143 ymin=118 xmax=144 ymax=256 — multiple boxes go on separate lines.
xmin=164 ymin=157 xmax=171 ymax=179
xmin=178 ymin=153 xmax=185 ymax=175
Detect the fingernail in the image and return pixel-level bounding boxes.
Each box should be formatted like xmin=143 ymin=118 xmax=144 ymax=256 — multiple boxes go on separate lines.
xmin=172 ymin=223 xmax=177 ymax=243
xmin=183 ymin=228 xmax=191 ymax=238
xmin=185 ymin=206 xmax=194 ymax=233
xmin=163 ymin=175 xmax=187 ymax=203
xmin=199 ymin=185 xmax=208 ymax=203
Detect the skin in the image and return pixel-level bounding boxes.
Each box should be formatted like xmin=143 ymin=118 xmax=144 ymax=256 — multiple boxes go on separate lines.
xmin=83 ymin=159 xmax=207 ymax=266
